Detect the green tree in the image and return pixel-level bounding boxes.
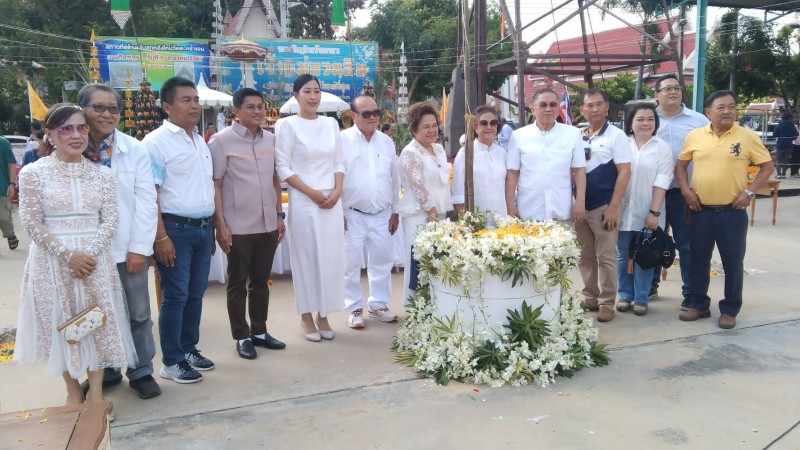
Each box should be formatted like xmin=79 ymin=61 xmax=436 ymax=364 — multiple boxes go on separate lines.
xmin=365 ymin=0 xmax=511 ymax=102
xmin=772 ymin=24 xmax=800 ymax=109
xmin=705 ymin=11 xmax=776 ymax=100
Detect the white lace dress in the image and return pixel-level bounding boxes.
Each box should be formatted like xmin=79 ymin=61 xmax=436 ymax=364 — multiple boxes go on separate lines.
xmin=14 ymin=156 xmax=137 ymax=378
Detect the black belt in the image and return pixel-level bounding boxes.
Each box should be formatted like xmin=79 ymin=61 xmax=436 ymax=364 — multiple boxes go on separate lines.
xmin=699 ymin=204 xmax=735 ymax=213
xmin=162 ymin=213 xmax=213 ymax=227
xmin=350 ymin=207 xmax=385 ymax=215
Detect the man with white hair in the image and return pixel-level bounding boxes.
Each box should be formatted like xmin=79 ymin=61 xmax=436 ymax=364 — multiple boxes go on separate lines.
xmin=341 ymin=95 xmax=401 ymax=329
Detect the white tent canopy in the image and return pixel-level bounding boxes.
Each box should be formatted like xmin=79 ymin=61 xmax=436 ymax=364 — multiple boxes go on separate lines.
xmin=279 ymin=91 xmax=349 ymax=114
xmin=197 ymin=75 xmax=232 ymax=108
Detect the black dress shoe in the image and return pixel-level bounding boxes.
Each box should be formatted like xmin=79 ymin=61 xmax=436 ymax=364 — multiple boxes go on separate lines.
xmin=251 ymin=333 xmax=286 ymax=350
xmin=129 ymin=375 xmax=162 ymax=399
xmin=81 ymin=369 xmax=123 ymax=397
xmin=237 ymin=339 xmax=257 ymax=360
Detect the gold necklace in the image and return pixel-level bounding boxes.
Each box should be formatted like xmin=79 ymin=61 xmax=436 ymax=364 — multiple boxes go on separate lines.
xmin=51 ymin=154 xmax=86 ymax=178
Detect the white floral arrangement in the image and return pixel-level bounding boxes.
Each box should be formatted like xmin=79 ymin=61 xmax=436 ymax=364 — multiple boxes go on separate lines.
xmin=393 ymin=212 xmax=610 ymax=387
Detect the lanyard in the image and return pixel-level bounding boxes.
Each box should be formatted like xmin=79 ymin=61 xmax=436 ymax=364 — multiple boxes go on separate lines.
xmin=582 ymin=122 xmax=608 ymax=160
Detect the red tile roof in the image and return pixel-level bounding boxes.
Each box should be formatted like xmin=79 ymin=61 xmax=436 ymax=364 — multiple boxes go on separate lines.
xmin=523 ymin=19 xmax=696 ymax=104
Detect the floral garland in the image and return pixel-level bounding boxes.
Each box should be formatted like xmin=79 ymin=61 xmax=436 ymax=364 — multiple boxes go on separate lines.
xmin=393 ymin=212 xmax=610 ymax=387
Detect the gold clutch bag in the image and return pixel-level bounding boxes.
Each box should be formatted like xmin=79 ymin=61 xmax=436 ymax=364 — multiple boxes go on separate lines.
xmin=57 ymin=303 xmax=107 ymax=345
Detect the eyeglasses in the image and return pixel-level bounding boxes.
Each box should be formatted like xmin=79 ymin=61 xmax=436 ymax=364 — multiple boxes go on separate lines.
xmin=478 ymin=119 xmax=499 ymax=127
xmin=57 ymin=124 xmax=90 ymax=136
xmin=657 ymin=86 xmax=682 ymax=93
xmin=87 ymin=104 xmax=121 ymax=114
xmin=354 ymin=109 xmax=381 ymax=119
xmin=536 ymin=102 xmax=559 ymax=109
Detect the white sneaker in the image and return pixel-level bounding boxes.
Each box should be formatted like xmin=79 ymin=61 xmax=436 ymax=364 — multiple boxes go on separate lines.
xmin=368 ymin=307 xmax=398 ymax=322
xmin=348 ymin=309 xmax=366 ymax=329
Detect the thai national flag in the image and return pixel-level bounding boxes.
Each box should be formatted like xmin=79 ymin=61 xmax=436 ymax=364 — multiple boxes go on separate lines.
xmin=559 ymin=91 xmax=573 ymax=125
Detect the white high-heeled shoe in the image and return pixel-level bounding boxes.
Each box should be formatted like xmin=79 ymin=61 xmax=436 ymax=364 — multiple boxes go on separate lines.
xmin=301 ymin=320 xmax=321 ymax=342
xmin=316 ymin=315 xmax=334 ymax=340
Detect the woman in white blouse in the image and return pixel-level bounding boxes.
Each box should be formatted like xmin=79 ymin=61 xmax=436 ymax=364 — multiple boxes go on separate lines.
xmin=275 ymin=74 xmax=345 ymax=341
xmin=398 ymin=102 xmax=452 ymax=304
xmin=452 ymin=105 xmax=507 ymax=216
xmin=616 ymin=103 xmax=675 ymax=316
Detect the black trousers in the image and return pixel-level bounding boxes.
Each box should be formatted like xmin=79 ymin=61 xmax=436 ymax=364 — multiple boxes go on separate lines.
xmin=226 ymin=231 xmax=279 ymax=340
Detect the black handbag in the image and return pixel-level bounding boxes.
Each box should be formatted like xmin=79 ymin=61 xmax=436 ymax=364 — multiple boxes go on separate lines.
xmin=628 ymin=226 xmax=676 ymax=273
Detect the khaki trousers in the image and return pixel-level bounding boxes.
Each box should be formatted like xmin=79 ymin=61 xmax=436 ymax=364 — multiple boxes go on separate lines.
xmin=575 ymin=204 xmax=619 ymax=308
xmin=0 ymin=196 xmax=14 ymax=238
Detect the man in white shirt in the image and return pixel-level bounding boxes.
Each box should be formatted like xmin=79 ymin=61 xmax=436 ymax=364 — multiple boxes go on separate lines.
xmin=341 ymin=95 xmax=400 ymax=328
xmin=575 ymin=89 xmax=632 ymax=323
xmin=498 ymin=117 xmax=513 ymax=151
xmin=505 ymin=88 xmax=586 ymax=222
xmin=650 ymin=73 xmax=710 ymax=307
xmin=144 ymin=77 xmax=216 ymax=384
xmin=77 ymin=84 xmax=160 ymax=398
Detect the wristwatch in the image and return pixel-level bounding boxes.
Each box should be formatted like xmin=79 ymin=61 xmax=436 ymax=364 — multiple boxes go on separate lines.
xmin=277 ymin=211 xmax=286 ymax=219
xmin=744 ymin=189 xmax=756 ymax=199
xmin=648 ymin=209 xmax=661 ymax=217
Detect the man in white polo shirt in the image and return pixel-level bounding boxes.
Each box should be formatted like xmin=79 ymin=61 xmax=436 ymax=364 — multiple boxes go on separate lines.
xmin=341 ymin=95 xmax=400 ymax=329
xmin=144 ymin=77 xmax=216 ymax=384
xmin=575 ymin=88 xmax=631 ymax=323
xmin=505 ymin=88 xmax=586 ymax=222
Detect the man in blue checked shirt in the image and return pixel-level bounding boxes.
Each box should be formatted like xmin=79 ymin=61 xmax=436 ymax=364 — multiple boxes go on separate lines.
xmin=650 ymin=73 xmax=709 ymax=309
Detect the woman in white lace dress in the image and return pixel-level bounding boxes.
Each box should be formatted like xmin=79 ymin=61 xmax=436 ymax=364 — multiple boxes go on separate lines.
xmin=14 ymin=104 xmax=136 ymax=407
xmin=398 ymin=102 xmax=453 ymax=304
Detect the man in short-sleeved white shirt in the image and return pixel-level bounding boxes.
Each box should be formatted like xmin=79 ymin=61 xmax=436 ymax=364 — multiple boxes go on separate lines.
xmin=505 ymin=89 xmax=586 ymax=222
xmin=144 ymin=77 xmax=216 ymax=384
xmin=575 ymin=89 xmax=631 ymax=323
xmin=341 ymin=95 xmax=401 ymax=329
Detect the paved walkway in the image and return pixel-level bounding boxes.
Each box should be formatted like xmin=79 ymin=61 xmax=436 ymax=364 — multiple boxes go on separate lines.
xmin=0 ymin=197 xmax=798 ymax=449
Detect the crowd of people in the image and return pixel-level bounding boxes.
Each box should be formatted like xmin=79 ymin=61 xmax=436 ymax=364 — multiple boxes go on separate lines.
xmin=10 ymin=72 xmax=775 ymax=418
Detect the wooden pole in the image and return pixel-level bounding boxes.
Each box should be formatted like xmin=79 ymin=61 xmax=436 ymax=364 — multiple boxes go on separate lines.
xmin=463 ymin=0 xmax=475 ymax=213
xmin=515 ymin=0 xmax=525 ymax=128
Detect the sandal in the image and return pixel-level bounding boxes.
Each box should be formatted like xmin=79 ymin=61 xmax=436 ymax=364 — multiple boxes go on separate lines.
xmin=616 ymin=300 xmax=632 ymax=312
xmin=7 ymin=235 xmax=18 ymax=250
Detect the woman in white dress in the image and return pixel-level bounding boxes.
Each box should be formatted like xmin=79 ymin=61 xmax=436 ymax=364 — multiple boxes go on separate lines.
xmin=275 ymin=74 xmax=345 ymax=342
xmin=616 ymin=103 xmax=675 ymax=316
xmin=451 ymin=105 xmax=508 ymax=216
xmin=14 ymin=104 xmax=136 ymax=408
xmin=398 ymin=102 xmax=452 ymax=304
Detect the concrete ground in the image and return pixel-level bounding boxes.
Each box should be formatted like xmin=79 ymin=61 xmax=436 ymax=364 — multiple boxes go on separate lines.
xmin=1 ymin=197 xmax=799 ymax=449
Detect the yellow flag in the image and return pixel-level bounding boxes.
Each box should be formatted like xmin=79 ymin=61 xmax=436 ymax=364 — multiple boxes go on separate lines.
xmin=28 ymin=81 xmax=47 ymax=121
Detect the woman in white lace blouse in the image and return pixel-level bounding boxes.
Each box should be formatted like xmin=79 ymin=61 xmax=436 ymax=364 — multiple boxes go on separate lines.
xmin=14 ymin=104 xmax=136 ymax=412
xmin=398 ymin=102 xmax=452 ymax=303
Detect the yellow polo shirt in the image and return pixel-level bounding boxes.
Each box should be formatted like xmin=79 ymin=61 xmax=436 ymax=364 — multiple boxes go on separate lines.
xmin=679 ymin=123 xmax=771 ymax=205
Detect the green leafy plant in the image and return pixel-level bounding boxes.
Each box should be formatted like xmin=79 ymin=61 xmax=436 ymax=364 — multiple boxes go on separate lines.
xmin=504 ymin=301 xmax=550 ymax=350
xmin=500 ymin=255 xmax=533 ymax=288
xmin=589 ymin=342 xmax=611 ymax=367
xmin=475 ymin=340 xmax=508 ymax=372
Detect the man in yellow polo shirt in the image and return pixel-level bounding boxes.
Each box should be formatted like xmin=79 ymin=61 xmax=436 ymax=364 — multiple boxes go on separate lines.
xmin=675 ymin=90 xmax=774 ymax=329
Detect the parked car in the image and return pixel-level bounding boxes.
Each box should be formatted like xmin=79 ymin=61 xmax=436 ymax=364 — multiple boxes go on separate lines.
xmin=3 ymin=135 xmax=30 ymax=165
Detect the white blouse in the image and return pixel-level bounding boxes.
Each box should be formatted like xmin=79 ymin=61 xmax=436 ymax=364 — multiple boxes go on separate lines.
xmin=397 ymin=139 xmax=452 ymax=216
xmin=619 ymin=135 xmax=675 ymax=231
xmin=275 ymin=115 xmax=345 ymax=188
xmin=451 ymin=139 xmax=507 ymax=216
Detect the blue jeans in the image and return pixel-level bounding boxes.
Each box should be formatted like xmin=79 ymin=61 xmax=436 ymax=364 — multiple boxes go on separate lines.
xmin=617 ymin=231 xmax=656 ymax=304
xmin=651 ymin=188 xmax=691 ymax=296
xmin=156 ymin=222 xmax=212 ymax=366
xmin=686 ymin=209 xmax=747 ymax=316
